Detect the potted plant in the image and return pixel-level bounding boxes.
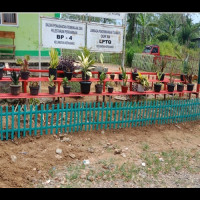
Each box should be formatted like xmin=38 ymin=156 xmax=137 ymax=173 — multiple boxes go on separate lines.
xmin=75 ymin=49 xmax=95 ymax=94
xmin=48 ymin=75 xmax=56 ymax=95
xmin=118 ymin=66 xmax=123 ymax=80
xmin=49 ymin=48 xmax=59 ymax=80
xmin=180 ymin=54 xmax=189 ymax=81
xmin=62 ymin=77 xmax=71 ymax=94
xmin=136 ymin=72 xmax=149 ymax=92
xmin=10 ymin=70 xmax=21 ymax=95
xmin=154 ymin=72 xmax=162 ymax=92
xmin=75 ymin=52 xmax=95 ymax=80
xmin=95 ymin=71 xmax=106 ymax=94
xmin=120 ymin=66 xmax=129 ymax=93
xmin=156 ymin=57 xmax=168 ymax=81
xmin=29 ymin=81 xmax=40 ymax=95
xmin=16 ymin=55 xmax=30 ymax=80
xmin=177 ymin=82 xmax=184 ymax=92
xmin=106 ymin=81 xmax=115 ymax=93
xmin=185 ymin=72 xmax=194 ymax=91
xmin=131 ymin=68 xmax=138 ymax=80
xmin=98 ymin=53 xmax=107 ymax=78
xmin=110 ymin=73 xmax=115 ymax=80
xmin=79 ymin=81 xmax=92 ymax=94
xmin=75 ymin=47 xmax=95 ymax=80
xmin=57 ymin=56 xmax=76 ymax=80
xmin=183 ymin=58 xmax=195 ymax=91
xmin=167 ymin=65 xmax=175 ymax=92
xmin=0 ymin=62 xmax=5 ymax=80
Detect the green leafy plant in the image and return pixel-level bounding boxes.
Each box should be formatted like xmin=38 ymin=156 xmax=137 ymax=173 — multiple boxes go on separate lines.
xmin=75 ymin=52 xmax=95 ymax=77
xmin=16 ymin=55 xmax=30 ymax=72
xmin=49 ymin=48 xmax=59 ymax=69
xmin=182 ymin=54 xmax=190 ymax=74
xmin=157 ymin=71 xmax=163 ymax=81
xmin=29 ymin=98 xmax=40 ymax=106
xmin=177 ymin=82 xmax=184 ymax=86
xmin=97 ymin=72 xmax=106 ymax=85
xmin=136 ymin=72 xmax=149 ymax=88
xmin=10 ymin=70 xmax=20 ymax=85
xmin=29 ymin=81 xmax=39 ymax=87
xmin=155 ymin=72 xmax=163 ymax=85
xmin=185 ymin=65 xmax=194 ymax=84
xmin=182 ymin=55 xmax=195 ymax=84
xmin=100 ymin=53 xmax=104 ymax=67
xmin=106 ymin=81 xmax=115 ymax=88
xmin=48 ymin=75 xmax=55 ymax=87
xmin=99 ymin=53 xmax=106 ymax=72
xmin=120 ymin=66 xmax=128 ymax=86
xmin=62 ymin=77 xmax=69 ymax=87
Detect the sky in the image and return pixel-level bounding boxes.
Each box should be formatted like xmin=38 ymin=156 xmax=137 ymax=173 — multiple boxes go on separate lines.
xmin=190 ymin=13 xmax=200 ymax=23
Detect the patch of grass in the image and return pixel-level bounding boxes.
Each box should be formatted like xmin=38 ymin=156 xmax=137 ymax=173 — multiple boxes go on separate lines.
xmin=57 ymin=149 xmax=200 ymax=188
xmin=140 ymin=149 xmax=200 ymax=177
xmin=48 ymin=167 xmax=56 ymax=178
xmin=65 ymin=163 xmax=86 ymax=181
xmin=142 ymin=143 xmax=150 ymax=151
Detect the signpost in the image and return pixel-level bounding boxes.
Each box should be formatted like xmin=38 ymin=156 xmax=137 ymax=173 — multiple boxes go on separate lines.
xmin=40 ymin=13 xmax=127 ymax=67
xmin=41 ymin=17 xmax=86 ymax=50
xmin=86 ymin=23 xmax=124 ymax=53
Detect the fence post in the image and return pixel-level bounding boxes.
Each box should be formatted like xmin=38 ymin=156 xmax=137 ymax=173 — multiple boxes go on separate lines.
xmin=196 ymin=58 xmax=200 ymax=98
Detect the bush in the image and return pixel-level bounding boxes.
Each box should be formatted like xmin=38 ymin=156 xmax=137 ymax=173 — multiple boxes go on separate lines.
xmin=125 ymin=42 xmax=144 ymax=67
xmin=126 ymin=46 xmax=135 ymax=67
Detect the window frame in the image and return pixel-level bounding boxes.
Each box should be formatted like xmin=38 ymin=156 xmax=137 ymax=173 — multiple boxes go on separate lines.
xmin=0 ymin=13 xmax=18 ymax=26
xmin=152 ymin=47 xmax=158 ymax=53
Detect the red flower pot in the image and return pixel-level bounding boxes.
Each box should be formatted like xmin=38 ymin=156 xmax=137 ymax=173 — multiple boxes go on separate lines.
xmin=121 ymin=85 xmax=128 ymax=93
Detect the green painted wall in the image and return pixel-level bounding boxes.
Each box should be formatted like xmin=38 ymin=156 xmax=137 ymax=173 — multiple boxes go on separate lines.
xmin=0 ymin=13 xmax=60 ymax=57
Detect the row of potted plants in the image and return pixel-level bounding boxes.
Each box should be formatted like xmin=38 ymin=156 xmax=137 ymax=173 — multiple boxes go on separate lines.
xmin=9 ymin=71 xmax=72 ymax=96
xmin=2 ymin=47 xmax=197 ymax=96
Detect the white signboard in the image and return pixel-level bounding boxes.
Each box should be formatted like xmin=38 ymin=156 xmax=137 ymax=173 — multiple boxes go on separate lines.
xmin=86 ymin=23 xmax=124 ymax=53
xmin=42 ymin=18 xmax=86 ymax=50
xmin=69 ymin=12 xmax=126 ymax=20
xmin=88 ymin=13 xmax=126 ymax=20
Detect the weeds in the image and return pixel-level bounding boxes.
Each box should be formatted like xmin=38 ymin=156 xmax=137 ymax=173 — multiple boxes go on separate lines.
xmin=45 ymin=148 xmax=200 ymax=188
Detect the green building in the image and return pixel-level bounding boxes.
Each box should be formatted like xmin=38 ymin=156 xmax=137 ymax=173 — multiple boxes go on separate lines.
xmin=0 ymin=12 xmax=61 ymax=58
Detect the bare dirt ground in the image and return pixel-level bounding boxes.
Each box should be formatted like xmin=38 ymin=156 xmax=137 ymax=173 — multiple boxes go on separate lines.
xmin=1 ymin=64 xmax=200 ymax=188
xmin=0 ymin=120 xmax=200 ymax=188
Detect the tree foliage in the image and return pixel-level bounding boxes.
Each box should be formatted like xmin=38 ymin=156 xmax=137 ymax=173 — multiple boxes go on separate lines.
xmin=125 ymin=13 xmax=200 ymax=64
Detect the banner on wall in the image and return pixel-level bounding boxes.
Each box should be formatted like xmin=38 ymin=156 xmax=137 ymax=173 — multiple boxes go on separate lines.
xmin=41 ymin=17 xmax=86 ymax=50
xmin=86 ymin=23 xmax=124 ymax=53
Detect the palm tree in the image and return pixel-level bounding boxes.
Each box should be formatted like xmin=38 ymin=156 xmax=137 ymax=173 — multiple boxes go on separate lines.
xmin=156 ymin=14 xmax=183 ymax=40
xmin=178 ymin=15 xmax=200 ymax=47
xmin=126 ymin=13 xmax=138 ymax=43
xmin=136 ymin=13 xmax=158 ymax=45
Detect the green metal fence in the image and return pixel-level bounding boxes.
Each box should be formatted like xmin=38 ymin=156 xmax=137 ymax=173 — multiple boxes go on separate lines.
xmin=0 ymin=99 xmax=200 ymax=140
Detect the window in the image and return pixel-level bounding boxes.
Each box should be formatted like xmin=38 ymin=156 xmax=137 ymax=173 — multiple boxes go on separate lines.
xmin=0 ymin=13 xmax=17 ymax=25
xmin=143 ymin=46 xmax=152 ymax=53
xmin=152 ymin=48 xmax=158 ymax=53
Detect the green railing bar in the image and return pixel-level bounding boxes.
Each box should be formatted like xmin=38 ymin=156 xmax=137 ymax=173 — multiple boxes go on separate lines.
xmin=11 ymin=106 xmax=14 ymax=140
xmin=45 ymin=104 xmax=49 ymax=135
xmin=18 ymin=105 xmax=21 ymax=138
xmin=96 ymin=102 xmax=100 ymax=130
xmin=50 ymin=104 xmax=55 ymax=134
xmin=5 ymin=106 xmax=8 ymax=140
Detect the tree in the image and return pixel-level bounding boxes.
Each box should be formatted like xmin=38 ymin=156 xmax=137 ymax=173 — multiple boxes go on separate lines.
xmin=136 ymin=13 xmax=158 ymax=45
xmin=177 ymin=14 xmax=200 ymax=47
xmin=126 ymin=13 xmax=138 ymax=43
